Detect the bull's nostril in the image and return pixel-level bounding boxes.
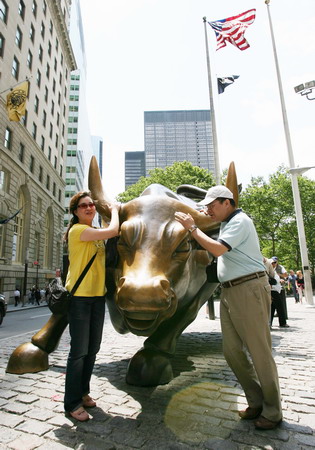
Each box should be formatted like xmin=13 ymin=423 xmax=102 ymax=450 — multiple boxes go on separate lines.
xmin=160 ymin=279 xmax=170 ymax=292
xmin=117 ymin=277 xmax=126 ymax=288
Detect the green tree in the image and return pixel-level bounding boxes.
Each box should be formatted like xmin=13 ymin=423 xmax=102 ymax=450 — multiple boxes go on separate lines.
xmin=117 ymin=161 xmax=215 ymax=202
xmin=240 ymin=166 xmax=315 ymax=274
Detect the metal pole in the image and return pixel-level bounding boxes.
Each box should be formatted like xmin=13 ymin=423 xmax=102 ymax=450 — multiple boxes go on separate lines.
xmin=203 ymin=17 xmax=220 ymax=184
xmin=265 ymin=0 xmax=313 ymax=305
xmin=22 ymin=248 xmax=29 ymax=307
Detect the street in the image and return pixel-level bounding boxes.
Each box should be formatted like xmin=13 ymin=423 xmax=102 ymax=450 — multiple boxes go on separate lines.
xmin=0 ymin=306 xmax=52 ymax=339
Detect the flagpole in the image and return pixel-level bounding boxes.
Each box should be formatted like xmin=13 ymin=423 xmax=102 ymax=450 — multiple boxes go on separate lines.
xmin=265 ymin=0 xmax=314 ymax=306
xmin=0 ymin=77 xmax=30 ymax=96
xmin=203 ymin=17 xmax=220 ymax=185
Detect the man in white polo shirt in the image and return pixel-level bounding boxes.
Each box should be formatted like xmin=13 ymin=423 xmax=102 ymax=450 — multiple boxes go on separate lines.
xmin=175 ymin=185 xmax=282 ymax=430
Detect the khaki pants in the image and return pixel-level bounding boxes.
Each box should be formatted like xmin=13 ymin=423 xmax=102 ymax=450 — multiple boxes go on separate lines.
xmin=220 ymin=275 xmax=282 ymax=422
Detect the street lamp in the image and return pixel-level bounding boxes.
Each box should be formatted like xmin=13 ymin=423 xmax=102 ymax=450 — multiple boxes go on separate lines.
xmin=294 ymin=81 xmax=315 ymax=100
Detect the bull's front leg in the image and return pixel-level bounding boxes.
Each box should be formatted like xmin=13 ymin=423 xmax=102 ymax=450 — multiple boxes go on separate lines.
xmin=6 ymin=314 xmax=68 ymax=374
xmin=126 ymin=282 xmax=218 ymax=386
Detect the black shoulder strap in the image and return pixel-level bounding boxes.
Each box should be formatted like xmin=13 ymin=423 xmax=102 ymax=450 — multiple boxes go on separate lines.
xmin=70 ymin=253 xmax=97 ymax=295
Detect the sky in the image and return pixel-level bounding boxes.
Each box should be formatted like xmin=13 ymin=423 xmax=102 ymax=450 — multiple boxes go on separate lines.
xmin=79 ymin=0 xmax=315 ymax=199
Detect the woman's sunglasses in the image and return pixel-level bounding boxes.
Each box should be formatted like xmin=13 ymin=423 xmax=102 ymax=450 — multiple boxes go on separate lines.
xmin=77 ymin=202 xmax=96 ymax=209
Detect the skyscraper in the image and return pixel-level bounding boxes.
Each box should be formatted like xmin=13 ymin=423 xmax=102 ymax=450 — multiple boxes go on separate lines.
xmin=144 ymin=110 xmax=214 ymax=176
xmin=125 ymin=151 xmax=145 ymax=188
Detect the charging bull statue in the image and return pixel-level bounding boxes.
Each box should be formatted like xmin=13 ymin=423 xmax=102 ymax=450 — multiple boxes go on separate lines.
xmin=7 ymin=157 xmax=238 ymax=386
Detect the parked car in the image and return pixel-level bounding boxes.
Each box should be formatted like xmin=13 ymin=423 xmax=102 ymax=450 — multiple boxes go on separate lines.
xmin=0 ymin=293 xmax=7 ymax=325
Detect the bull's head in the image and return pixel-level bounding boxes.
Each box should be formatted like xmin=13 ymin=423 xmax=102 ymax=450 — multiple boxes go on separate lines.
xmin=89 ymin=157 xmax=238 ymax=337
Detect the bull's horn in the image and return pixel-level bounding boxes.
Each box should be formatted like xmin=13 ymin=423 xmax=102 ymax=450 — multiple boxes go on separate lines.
xmin=225 ymin=161 xmax=238 ymax=207
xmin=88 ymin=156 xmax=113 ymax=219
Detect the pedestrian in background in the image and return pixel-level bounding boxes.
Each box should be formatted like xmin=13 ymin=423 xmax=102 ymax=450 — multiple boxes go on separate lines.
xmin=269 ymin=260 xmax=289 ymax=328
xmin=175 ymin=185 xmax=282 ymax=430
xmin=14 ymin=288 xmax=20 ymax=307
xmin=288 ymin=270 xmax=299 ymax=303
xmin=63 ymin=191 xmax=120 ymax=422
xmin=296 ymin=270 xmax=305 ymax=303
xmin=271 ymin=256 xmax=288 ymax=319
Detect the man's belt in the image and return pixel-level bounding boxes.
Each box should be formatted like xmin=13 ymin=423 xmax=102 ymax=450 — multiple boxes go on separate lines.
xmin=221 ymin=271 xmax=266 ymax=288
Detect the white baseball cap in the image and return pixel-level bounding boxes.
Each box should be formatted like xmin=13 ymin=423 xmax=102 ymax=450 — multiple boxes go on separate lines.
xmin=198 ymin=185 xmax=234 ymax=206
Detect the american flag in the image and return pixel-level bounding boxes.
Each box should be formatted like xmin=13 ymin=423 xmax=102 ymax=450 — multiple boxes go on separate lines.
xmin=209 ymin=9 xmax=256 ymax=51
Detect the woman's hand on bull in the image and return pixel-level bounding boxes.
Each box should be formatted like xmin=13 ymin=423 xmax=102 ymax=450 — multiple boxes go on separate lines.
xmin=109 ymin=202 xmax=121 ymax=213
xmin=174 ymin=212 xmax=195 ymax=230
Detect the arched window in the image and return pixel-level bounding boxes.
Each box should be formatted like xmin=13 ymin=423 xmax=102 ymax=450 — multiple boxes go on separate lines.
xmin=12 ymin=191 xmax=25 ymax=263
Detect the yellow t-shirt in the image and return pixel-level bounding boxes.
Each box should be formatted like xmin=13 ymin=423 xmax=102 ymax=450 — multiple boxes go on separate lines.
xmin=65 ymin=224 xmax=106 ymax=297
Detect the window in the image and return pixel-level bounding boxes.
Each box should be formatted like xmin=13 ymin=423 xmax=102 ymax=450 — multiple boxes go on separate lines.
xmin=42 ymin=110 xmax=46 ymax=127
xmin=53 ymin=182 xmax=56 ymax=197
xmin=58 ymin=92 xmax=61 ymax=105
xmin=40 ymin=135 xmax=45 ymax=151
xmin=39 ymin=45 xmax=43 ymax=62
xmin=39 ymin=166 xmax=43 ymax=182
xmin=46 ymin=174 xmax=50 ymax=190
xmin=32 ymin=0 xmax=37 ymax=17
xmin=21 ymin=110 xmax=27 ymax=126
xmin=30 ymin=24 xmax=35 ymax=43
xmin=44 ymin=86 xmax=48 ymax=102
xmin=18 ymin=143 xmax=25 ymax=162
xmin=0 ymin=0 xmax=8 ymax=23
xmin=27 ymin=50 xmax=33 ymax=69
xmin=43 ymin=0 xmax=46 ymax=15
xmin=0 ymin=168 xmax=9 ymax=192
xmin=55 ymin=37 xmax=59 ymax=51
xmin=36 ymin=69 xmax=41 ymax=87
xmin=49 ymin=123 xmax=53 ymax=138
xmin=54 ymin=156 xmax=57 ymax=169
xmin=60 ymin=53 xmax=63 ymax=66
xmin=12 ymin=56 xmax=19 ymax=79
xmin=40 ymin=22 xmax=45 ymax=39
xmin=61 ymin=143 xmax=64 ymax=157
xmin=18 ymin=0 xmax=25 ymax=20
xmin=62 ymin=124 xmax=64 ymax=136
xmin=57 ymin=112 xmax=60 ymax=126
xmin=48 ymin=40 xmax=51 ymax=56
xmin=15 ymin=27 xmax=23 ymax=49
xmin=49 ymin=19 xmax=53 ymax=34
xmin=34 ymin=95 xmax=39 ymax=113
xmin=30 ymin=155 xmax=34 ymax=173
xmin=32 ymin=122 xmax=37 ymax=139
xmin=60 ymin=165 xmax=63 ymax=177
xmin=55 ymin=133 xmax=58 ymax=147
xmin=12 ymin=191 xmax=25 ymax=264
xmin=46 ymin=63 xmax=50 ymax=79
xmin=48 ymin=146 xmax=51 ymax=161
xmin=4 ymin=127 xmax=12 ymax=149
xmin=54 ymin=57 xmax=57 ymax=72
xmin=51 ymin=100 xmax=54 ymax=115
xmin=58 ymin=189 xmax=61 ymax=202
xmin=0 ymin=33 xmax=4 ymax=58
xmin=67 ymin=139 xmax=77 ymax=145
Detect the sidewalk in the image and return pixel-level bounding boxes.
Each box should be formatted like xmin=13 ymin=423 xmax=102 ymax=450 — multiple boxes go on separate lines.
xmin=0 ymin=297 xmax=315 ymax=449
xmin=6 ymin=302 xmax=48 ymax=313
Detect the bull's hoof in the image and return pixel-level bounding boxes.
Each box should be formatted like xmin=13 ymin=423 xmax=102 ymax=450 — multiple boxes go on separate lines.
xmin=6 ymin=342 xmax=49 ymax=374
xmin=126 ymin=348 xmax=173 ymax=386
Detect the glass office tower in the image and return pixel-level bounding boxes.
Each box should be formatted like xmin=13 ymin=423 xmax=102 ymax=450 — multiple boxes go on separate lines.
xmin=144 ymin=110 xmax=215 ymax=175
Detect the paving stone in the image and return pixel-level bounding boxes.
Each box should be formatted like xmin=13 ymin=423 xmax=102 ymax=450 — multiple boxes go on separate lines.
xmin=0 ymin=425 xmax=22 ymax=444
xmin=5 ymin=434 xmax=44 ymax=450
xmin=0 ymin=410 xmax=25 ymax=427
xmin=15 ymin=418 xmax=54 ymax=436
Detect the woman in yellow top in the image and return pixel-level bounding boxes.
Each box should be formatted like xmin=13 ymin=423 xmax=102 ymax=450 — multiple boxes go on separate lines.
xmin=64 ymin=191 xmax=120 ymax=421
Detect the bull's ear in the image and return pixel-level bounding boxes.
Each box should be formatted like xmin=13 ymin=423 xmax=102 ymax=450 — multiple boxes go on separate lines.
xmin=88 ymin=156 xmax=113 ymax=221
xmin=225 ymin=161 xmax=238 ymax=208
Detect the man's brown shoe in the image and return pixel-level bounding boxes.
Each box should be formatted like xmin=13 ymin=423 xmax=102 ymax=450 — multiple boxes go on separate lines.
xmin=238 ymin=406 xmax=263 ymax=420
xmin=254 ymin=415 xmax=282 ymax=430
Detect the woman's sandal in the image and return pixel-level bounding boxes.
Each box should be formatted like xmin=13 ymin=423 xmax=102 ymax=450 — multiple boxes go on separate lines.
xmin=69 ymin=406 xmax=89 ymax=422
xmin=82 ymin=395 xmax=96 ymax=408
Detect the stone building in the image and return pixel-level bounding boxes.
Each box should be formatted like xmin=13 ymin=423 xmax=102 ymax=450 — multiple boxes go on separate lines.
xmin=0 ymin=0 xmax=76 ymax=303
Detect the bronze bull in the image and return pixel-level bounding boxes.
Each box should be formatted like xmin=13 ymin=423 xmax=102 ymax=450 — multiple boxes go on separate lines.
xmin=6 ymin=157 xmax=238 ymax=386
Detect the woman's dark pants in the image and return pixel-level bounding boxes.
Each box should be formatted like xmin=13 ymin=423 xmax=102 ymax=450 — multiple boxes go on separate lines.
xmin=64 ymin=296 xmax=105 ymax=413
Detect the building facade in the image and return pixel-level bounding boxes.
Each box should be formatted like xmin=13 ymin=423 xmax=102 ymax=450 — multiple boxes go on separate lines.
xmin=144 ymin=110 xmax=215 ymax=176
xmin=125 ymin=151 xmax=145 ymax=188
xmin=0 ymin=0 xmax=76 ymax=303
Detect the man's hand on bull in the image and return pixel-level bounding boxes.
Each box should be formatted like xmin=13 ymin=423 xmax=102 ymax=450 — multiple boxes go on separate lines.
xmin=174 ymin=212 xmax=195 ymax=230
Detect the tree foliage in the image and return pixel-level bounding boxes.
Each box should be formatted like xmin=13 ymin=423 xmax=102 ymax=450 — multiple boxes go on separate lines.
xmin=240 ymin=165 xmax=315 ymax=274
xmin=117 ymin=161 xmax=215 ymax=202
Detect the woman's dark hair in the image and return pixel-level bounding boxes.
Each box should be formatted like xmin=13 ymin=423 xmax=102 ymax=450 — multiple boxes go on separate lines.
xmin=63 ymin=191 xmax=91 ymax=242
xmin=217 ymin=197 xmax=236 ymax=207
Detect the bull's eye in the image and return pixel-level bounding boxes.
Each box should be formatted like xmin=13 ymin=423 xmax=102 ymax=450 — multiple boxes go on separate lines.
xmin=173 ymin=239 xmax=191 ymax=257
